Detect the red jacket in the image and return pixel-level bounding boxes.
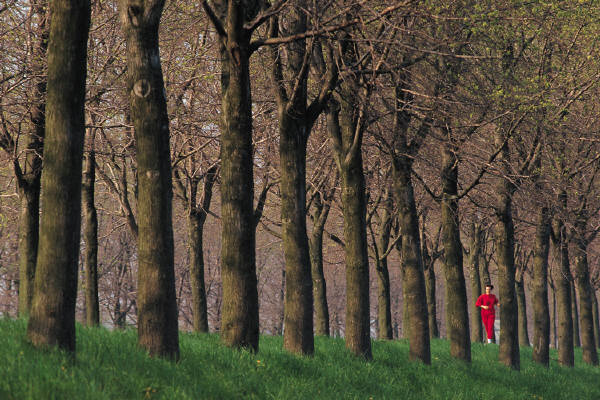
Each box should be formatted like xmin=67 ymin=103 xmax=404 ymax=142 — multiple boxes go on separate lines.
xmin=476 ymin=293 xmax=498 ymax=316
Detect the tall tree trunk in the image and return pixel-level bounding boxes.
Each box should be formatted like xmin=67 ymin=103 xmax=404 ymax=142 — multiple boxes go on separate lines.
xmin=121 ymin=0 xmax=179 ymax=359
xmin=440 ymin=145 xmax=470 ymax=362
xmin=309 ymin=192 xmax=331 ymax=336
xmin=372 ymin=190 xmax=393 ymax=341
xmin=16 ymin=0 xmax=48 ymax=316
xmin=552 ymin=202 xmax=574 ymax=366
xmin=515 ymin=273 xmax=529 ymax=347
xmin=494 ymin=132 xmax=519 ymax=370
xmin=468 ymin=223 xmax=483 ymax=343
xmin=573 ymin=221 xmax=598 ymax=365
xmin=571 ymin=280 xmax=580 ymax=348
xmin=204 ymin=0 xmax=259 ymax=351
xmin=424 ymin=260 xmax=438 ymax=339
xmin=26 ymin=0 xmax=90 ymax=352
xmin=327 ymin=95 xmax=371 ymax=359
xmin=83 ymin=133 xmax=99 ymax=326
xmin=189 ymin=211 xmax=209 ymax=333
xmin=592 ymin=289 xmax=600 ymax=349
xmin=550 ymin=278 xmax=557 ymax=349
xmin=532 ymin=205 xmax=551 ymax=366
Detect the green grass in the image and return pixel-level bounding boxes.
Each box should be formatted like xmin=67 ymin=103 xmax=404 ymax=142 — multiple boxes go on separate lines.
xmin=0 ymin=317 xmax=598 ymax=399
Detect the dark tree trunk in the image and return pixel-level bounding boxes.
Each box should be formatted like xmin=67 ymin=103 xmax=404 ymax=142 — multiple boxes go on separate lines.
xmin=440 ymin=145 xmax=470 ymax=362
xmin=327 ymin=94 xmax=371 ymax=359
xmin=424 ymin=260 xmax=438 ymax=339
xmin=550 ymin=278 xmax=557 ymax=349
xmin=185 ymin=166 xmax=217 ymax=334
xmin=83 ymin=134 xmax=99 ymax=326
xmin=532 ymin=205 xmax=551 ymax=366
xmin=552 ymin=203 xmax=574 ymax=366
xmin=204 ymin=0 xmax=259 ymax=351
xmin=189 ymin=211 xmax=209 ymax=333
xmin=515 ymin=272 xmax=529 ymax=347
xmin=393 ymin=158 xmax=430 ymax=363
xmin=375 ymin=255 xmax=392 ymax=340
xmin=121 ymin=0 xmax=179 ymax=359
xmin=592 ymin=289 xmax=600 ymax=349
xmin=573 ymin=218 xmax=598 ymax=365
xmin=468 ymin=223 xmax=483 ymax=343
xmin=26 ymin=0 xmax=90 ymax=353
xmin=309 ymin=191 xmax=331 ymax=337
xmin=494 ymin=132 xmax=519 ymax=370
xmin=571 ymin=280 xmax=580 ymax=348
xmin=16 ymin=1 xmax=48 ymax=316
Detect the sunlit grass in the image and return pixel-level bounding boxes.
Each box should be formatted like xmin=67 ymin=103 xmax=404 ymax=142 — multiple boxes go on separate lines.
xmin=0 ymin=317 xmax=598 ymax=399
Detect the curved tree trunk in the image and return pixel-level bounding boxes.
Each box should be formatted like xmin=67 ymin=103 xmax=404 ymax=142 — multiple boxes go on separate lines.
xmin=27 ymin=0 xmax=90 ymax=352
xmin=532 ymin=205 xmax=551 ymax=366
xmin=83 ymin=134 xmax=99 ymax=326
xmin=441 ymin=145 xmax=470 ymax=362
xmin=469 ymin=223 xmax=483 ymax=343
xmin=121 ymin=0 xmax=179 ymax=359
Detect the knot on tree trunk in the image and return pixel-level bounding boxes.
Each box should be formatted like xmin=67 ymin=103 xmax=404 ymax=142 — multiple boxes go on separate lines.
xmin=133 ymin=79 xmax=151 ymax=98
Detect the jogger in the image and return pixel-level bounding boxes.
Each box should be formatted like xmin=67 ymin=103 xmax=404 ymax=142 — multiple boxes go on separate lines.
xmin=475 ymin=284 xmax=499 ymax=343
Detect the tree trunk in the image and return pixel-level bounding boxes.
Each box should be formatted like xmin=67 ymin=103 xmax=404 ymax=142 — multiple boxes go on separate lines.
xmin=573 ymin=225 xmax=598 ymax=365
xmin=374 ymin=192 xmax=393 ymax=341
xmin=468 ymin=223 xmax=483 ymax=343
xmin=494 ymin=132 xmax=519 ymax=369
xmin=440 ymin=145 xmax=470 ymax=362
xmin=550 ymin=278 xmax=557 ymax=349
xmin=532 ymin=205 xmax=551 ymax=366
xmin=121 ymin=0 xmax=179 ymax=359
xmin=571 ymin=280 xmax=580 ymax=348
xmin=515 ymin=274 xmax=529 ymax=347
xmin=16 ymin=1 xmax=48 ymax=317
xmin=592 ymin=289 xmax=600 ymax=349
xmin=327 ymin=95 xmax=371 ymax=359
xmin=552 ymin=204 xmax=574 ymax=366
xmin=189 ymin=211 xmax=209 ymax=333
xmin=83 ymin=136 xmax=99 ymax=326
xmin=309 ymin=194 xmax=330 ymax=336
xmin=27 ymin=0 xmax=90 ymax=352
xmin=424 ymin=260 xmax=438 ymax=339
xmin=209 ymin=1 xmax=259 ymax=351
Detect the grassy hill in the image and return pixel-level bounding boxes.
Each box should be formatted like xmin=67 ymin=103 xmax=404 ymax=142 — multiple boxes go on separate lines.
xmin=1 ymin=317 xmax=598 ymax=399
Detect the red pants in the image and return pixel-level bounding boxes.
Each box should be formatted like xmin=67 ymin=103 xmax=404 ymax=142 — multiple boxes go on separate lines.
xmin=481 ymin=313 xmax=495 ymax=339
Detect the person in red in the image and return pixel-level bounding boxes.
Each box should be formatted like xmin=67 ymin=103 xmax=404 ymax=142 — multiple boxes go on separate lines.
xmin=475 ymin=284 xmax=499 ymax=343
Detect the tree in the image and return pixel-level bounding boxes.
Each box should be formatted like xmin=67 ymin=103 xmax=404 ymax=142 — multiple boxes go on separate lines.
xmin=120 ymin=0 xmax=179 ymax=359
xmin=26 ymin=0 xmax=90 ymax=352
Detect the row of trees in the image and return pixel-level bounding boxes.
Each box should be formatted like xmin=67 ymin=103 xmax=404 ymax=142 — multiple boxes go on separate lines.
xmin=1 ymin=0 xmax=600 ymax=371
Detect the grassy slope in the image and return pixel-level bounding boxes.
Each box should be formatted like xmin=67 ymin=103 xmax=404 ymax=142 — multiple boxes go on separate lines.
xmin=0 ymin=318 xmax=598 ymax=399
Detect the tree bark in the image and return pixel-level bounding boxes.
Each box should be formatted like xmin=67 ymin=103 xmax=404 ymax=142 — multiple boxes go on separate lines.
xmin=83 ymin=133 xmax=99 ymax=326
xmin=205 ymin=0 xmax=260 ymax=351
xmin=552 ymin=201 xmax=574 ymax=366
xmin=532 ymin=205 xmax=551 ymax=366
xmin=309 ymin=191 xmax=331 ymax=337
xmin=515 ymin=271 xmax=529 ymax=347
xmin=592 ymin=289 xmax=600 ymax=349
xmin=120 ymin=0 xmax=179 ymax=359
xmin=573 ymin=217 xmax=598 ymax=365
xmin=189 ymin=211 xmax=209 ymax=333
xmin=440 ymin=145 xmax=470 ymax=362
xmin=424 ymin=259 xmax=438 ymax=339
xmin=468 ymin=223 xmax=483 ymax=343
xmin=494 ymin=132 xmax=519 ymax=370
xmin=15 ymin=0 xmax=48 ymax=316
xmin=571 ymin=280 xmax=580 ymax=348
xmin=374 ymin=193 xmax=393 ymax=340
xmin=26 ymin=0 xmax=90 ymax=352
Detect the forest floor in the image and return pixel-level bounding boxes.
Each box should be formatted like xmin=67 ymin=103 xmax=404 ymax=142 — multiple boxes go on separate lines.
xmin=0 ymin=317 xmax=598 ymax=399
